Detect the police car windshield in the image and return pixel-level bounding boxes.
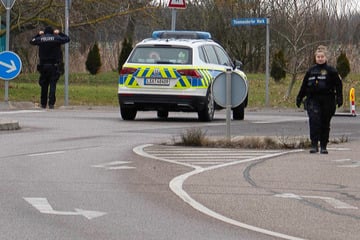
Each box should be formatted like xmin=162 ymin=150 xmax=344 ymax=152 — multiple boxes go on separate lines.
xmin=128 ymin=46 xmax=192 ymax=64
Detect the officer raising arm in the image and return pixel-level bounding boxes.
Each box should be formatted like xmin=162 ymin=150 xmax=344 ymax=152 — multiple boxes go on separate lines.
xmin=30 ymin=26 xmax=70 ymax=109
xmin=296 ymin=45 xmax=343 ymax=154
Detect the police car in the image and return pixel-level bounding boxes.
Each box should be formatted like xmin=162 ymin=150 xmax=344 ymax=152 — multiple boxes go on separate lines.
xmin=118 ymin=30 xmax=248 ymax=121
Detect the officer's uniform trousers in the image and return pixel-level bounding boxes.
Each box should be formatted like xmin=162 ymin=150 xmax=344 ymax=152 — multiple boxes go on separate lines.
xmin=306 ymin=94 xmax=336 ymax=147
xmin=38 ymin=63 xmax=60 ymax=108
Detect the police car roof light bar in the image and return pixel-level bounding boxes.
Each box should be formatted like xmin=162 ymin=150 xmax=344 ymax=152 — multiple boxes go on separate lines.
xmin=152 ymin=30 xmax=212 ymax=40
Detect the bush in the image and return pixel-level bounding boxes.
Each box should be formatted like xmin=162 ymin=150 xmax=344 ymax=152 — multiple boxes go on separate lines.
xmin=86 ymin=42 xmax=102 ymax=75
xmin=270 ymin=50 xmax=286 ymax=82
xmin=336 ymin=52 xmax=350 ymax=80
xmin=118 ymin=38 xmax=133 ymax=72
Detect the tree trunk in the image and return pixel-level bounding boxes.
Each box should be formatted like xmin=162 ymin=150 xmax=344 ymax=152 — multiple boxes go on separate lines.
xmin=286 ymin=72 xmax=298 ymax=99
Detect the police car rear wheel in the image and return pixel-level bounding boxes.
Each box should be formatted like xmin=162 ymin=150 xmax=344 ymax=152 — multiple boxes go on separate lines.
xmin=198 ymin=91 xmax=215 ymax=122
xmin=233 ymin=103 xmax=245 ymax=120
xmin=120 ymin=105 xmax=137 ymax=120
xmin=157 ymin=110 xmax=169 ymax=119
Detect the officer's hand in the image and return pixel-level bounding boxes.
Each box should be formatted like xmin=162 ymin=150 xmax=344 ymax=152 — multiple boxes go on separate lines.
xmin=39 ymin=31 xmax=44 ymax=35
xmin=296 ymin=98 xmax=302 ymax=108
xmin=337 ymin=98 xmax=343 ymax=108
xmin=54 ymin=29 xmax=60 ymax=35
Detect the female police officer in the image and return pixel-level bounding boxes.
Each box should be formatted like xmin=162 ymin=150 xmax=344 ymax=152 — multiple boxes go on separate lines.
xmin=30 ymin=26 xmax=70 ymax=109
xmin=296 ymin=45 xmax=343 ymax=154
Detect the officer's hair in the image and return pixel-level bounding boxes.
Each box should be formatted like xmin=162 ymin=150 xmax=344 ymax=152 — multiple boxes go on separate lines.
xmin=315 ymin=45 xmax=328 ymax=57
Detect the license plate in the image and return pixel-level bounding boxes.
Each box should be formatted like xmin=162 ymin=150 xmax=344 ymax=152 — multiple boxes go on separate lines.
xmin=145 ymin=78 xmax=170 ymax=86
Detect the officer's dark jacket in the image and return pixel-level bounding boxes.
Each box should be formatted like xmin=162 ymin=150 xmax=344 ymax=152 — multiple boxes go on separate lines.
xmin=30 ymin=32 xmax=70 ymax=64
xmin=297 ymin=63 xmax=343 ymax=102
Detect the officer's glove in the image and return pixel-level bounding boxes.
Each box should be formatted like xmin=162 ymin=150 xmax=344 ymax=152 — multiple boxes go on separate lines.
xmin=296 ymin=98 xmax=302 ymax=108
xmin=337 ymin=97 xmax=343 ymax=108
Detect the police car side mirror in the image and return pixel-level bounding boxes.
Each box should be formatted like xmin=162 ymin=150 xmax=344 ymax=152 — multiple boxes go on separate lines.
xmin=233 ymin=60 xmax=243 ymax=70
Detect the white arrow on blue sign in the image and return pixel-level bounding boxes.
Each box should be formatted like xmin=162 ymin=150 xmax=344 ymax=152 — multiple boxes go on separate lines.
xmin=0 ymin=51 xmax=22 ymax=80
xmin=231 ymin=18 xmax=268 ymax=26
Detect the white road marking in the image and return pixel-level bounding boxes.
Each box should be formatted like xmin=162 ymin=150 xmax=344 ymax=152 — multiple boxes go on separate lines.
xmin=135 ymin=144 xmax=305 ymax=240
xmin=274 ymin=193 xmax=358 ymax=209
xmin=91 ymin=160 xmax=135 ymax=170
xmin=332 ymin=159 xmax=352 ymax=162
xmin=0 ymin=110 xmax=43 ymax=115
xmin=253 ymin=116 xmax=307 ymax=124
xmin=332 ymin=158 xmax=360 ymax=168
xmin=338 ymin=162 xmax=360 ymax=168
xmin=140 ymin=145 xmax=283 ymax=168
xmin=24 ymin=197 xmax=107 ymax=220
xmin=107 ymin=166 xmax=135 ymax=170
xmin=28 ymin=151 xmax=66 ymax=157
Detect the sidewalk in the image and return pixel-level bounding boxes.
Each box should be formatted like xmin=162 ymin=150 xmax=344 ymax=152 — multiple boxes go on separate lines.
xmin=182 ymin=140 xmax=360 ymax=240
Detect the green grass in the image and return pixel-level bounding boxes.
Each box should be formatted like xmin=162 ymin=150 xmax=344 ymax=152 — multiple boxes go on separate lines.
xmin=0 ymin=71 xmax=119 ymax=106
xmin=1 ymin=71 xmax=359 ymax=109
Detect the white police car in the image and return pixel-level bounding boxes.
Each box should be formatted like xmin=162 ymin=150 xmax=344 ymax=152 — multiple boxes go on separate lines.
xmin=118 ymin=30 xmax=248 ymax=121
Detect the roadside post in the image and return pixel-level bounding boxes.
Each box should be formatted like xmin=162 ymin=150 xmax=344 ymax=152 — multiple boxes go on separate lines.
xmin=225 ymin=68 xmax=232 ymax=140
xmin=64 ymin=0 xmax=71 ymax=106
xmin=350 ymin=88 xmax=356 ymax=116
xmin=0 ymin=0 xmax=16 ymax=102
xmin=213 ymin=69 xmax=248 ymax=141
xmin=231 ymin=17 xmax=270 ymax=106
xmin=168 ymin=0 xmax=186 ymax=31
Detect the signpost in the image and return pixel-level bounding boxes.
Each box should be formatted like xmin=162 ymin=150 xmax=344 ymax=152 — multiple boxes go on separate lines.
xmin=212 ymin=69 xmax=248 ymax=141
xmin=64 ymin=0 xmax=71 ymax=106
xmin=232 ymin=17 xmax=270 ymax=106
xmin=1 ymin=0 xmax=16 ymax=102
xmin=168 ymin=0 xmax=186 ymax=31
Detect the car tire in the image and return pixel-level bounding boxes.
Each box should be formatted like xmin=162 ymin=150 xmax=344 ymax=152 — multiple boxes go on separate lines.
xmin=120 ymin=104 xmax=137 ymax=120
xmin=157 ymin=110 xmax=169 ymax=119
xmin=198 ymin=89 xmax=215 ymax=122
xmin=233 ymin=103 xmax=245 ymax=120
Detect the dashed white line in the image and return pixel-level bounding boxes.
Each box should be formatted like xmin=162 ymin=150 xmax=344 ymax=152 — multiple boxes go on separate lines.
xmin=28 ymin=151 xmax=66 ymax=157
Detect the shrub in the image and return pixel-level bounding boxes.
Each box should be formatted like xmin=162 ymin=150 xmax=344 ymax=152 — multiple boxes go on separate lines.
xmin=86 ymin=42 xmax=102 ymax=75
xmin=270 ymin=50 xmax=286 ymax=82
xmin=336 ymin=51 xmax=350 ymax=80
xmin=118 ymin=38 xmax=133 ymax=72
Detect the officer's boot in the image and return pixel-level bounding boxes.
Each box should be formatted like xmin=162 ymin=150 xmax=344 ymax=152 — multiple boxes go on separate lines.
xmin=320 ymin=143 xmax=328 ymax=154
xmin=310 ymin=141 xmax=319 ymax=154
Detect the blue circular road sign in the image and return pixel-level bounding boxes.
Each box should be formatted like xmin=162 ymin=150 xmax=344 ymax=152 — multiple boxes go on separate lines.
xmin=0 ymin=51 xmax=22 ymax=80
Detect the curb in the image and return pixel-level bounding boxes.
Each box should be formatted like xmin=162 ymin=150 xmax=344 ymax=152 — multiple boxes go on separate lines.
xmin=0 ymin=119 xmax=20 ymax=130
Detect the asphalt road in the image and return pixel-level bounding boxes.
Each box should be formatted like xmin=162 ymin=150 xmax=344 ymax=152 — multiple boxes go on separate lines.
xmin=0 ymin=106 xmax=359 ymax=240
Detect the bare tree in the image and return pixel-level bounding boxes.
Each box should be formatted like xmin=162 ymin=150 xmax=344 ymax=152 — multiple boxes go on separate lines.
xmin=269 ymin=0 xmax=331 ymax=97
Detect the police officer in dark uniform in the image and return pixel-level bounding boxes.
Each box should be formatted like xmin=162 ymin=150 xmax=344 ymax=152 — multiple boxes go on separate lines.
xmin=30 ymin=26 xmax=70 ymax=109
xmin=296 ymin=45 xmax=343 ymax=154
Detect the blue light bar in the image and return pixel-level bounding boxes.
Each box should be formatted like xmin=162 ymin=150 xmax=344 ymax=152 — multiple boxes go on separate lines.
xmin=151 ymin=30 xmax=212 ymax=40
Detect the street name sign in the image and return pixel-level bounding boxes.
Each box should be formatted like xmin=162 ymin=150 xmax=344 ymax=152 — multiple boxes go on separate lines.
xmin=168 ymin=0 xmax=186 ymax=9
xmin=0 ymin=51 xmax=22 ymax=80
xmin=231 ymin=18 xmax=267 ymax=26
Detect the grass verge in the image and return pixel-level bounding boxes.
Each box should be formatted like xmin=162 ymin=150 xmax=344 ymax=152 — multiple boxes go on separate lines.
xmin=173 ymin=128 xmax=349 ymax=149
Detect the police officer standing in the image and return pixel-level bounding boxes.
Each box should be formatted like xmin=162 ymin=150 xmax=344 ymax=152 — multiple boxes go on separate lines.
xmin=296 ymin=45 xmax=343 ymax=154
xmin=30 ymin=26 xmax=70 ymax=109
